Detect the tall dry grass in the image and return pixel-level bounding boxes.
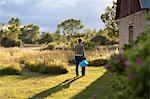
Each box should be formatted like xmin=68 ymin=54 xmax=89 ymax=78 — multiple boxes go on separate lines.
xmin=0 ymin=45 xmax=118 ymax=64
xmin=0 ymin=47 xmax=73 ymax=64
xmin=0 ymin=47 xmax=72 ymax=74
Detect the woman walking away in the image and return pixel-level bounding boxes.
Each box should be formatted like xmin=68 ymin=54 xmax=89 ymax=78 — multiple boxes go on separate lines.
xmin=74 ymin=38 xmax=86 ymax=77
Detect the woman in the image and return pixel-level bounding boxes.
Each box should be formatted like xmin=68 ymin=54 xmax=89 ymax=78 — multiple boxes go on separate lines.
xmin=74 ymin=38 xmax=86 ymax=77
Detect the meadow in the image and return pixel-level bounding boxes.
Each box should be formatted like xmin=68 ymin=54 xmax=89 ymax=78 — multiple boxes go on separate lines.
xmin=0 ymin=45 xmax=118 ymax=99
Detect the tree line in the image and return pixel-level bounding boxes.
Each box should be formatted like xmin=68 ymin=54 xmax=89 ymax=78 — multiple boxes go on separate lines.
xmin=0 ymin=1 xmax=118 ymax=47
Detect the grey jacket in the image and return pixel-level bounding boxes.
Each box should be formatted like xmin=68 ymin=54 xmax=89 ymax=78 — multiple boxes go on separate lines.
xmin=74 ymin=43 xmax=85 ymax=57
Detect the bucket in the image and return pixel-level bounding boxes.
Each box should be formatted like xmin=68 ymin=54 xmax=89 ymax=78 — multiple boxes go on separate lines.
xmin=79 ymin=60 xmax=89 ymax=67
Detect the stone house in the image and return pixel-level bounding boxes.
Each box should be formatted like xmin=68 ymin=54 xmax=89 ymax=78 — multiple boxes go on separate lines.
xmin=116 ymin=0 xmax=150 ymax=49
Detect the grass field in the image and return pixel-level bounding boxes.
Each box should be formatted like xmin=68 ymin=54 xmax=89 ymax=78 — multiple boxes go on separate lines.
xmin=0 ymin=46 xmax=118 ymax=99
xmin=0 ymin=66 xmax=115 ymax=99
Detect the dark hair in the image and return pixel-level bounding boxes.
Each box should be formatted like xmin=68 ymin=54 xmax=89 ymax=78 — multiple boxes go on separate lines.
xmin=78 ymin=39 xmax=82 ymax=43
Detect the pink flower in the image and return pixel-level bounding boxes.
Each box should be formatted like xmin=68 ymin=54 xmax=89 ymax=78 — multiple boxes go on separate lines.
xmin=104 ymin=64 xmax=110 ymax=69
xmin=92 ymin=94 xmax=97 ymax=99
xmin=125 ymin=60 xmax=132 ymax=68
xmin=128 ymin=74 xmax=136 ymax=80
xmin=136 ymin=57 xmax=144 ymax=65
xmin=119 ymin=54 xmax=125 ymax=59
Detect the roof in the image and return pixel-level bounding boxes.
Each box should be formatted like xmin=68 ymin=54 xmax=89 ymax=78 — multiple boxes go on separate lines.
xmin=139 ymin=0 xmax=150 ymax=9
xmin=116 ymin=0 xmax=150 ymax=19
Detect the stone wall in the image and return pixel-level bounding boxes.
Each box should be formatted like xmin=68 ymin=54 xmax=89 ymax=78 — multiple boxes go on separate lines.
xmin=118 ymin=10 xmax=150 ymax=49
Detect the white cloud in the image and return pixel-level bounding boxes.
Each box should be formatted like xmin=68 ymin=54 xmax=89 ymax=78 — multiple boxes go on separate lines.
xmin=37 ymin=0 xmax=77 ymax=8
xmin=0 ymin=0 xmax=6 ymax=6
xmin=13 ymin=0 xmax=27 ymax=4
xmin=0 ymin=0 xmax=113 ymax=32
xmin=0 ymin=0 xmax=31 ymax=5
xmin=0 ymin=10 xmax=20 ymax=17
xmin=22 ymin=15 xmax=55 ymax=19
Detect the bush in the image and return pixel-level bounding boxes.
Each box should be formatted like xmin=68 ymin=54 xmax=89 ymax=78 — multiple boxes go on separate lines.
xmin=106 ymin=30 xmax=150 ymax=98
xmin=107 ymin=54 xmax=126 ymax=74
xmin=39 ymin=33 xmax=54 ymax=44
xmin=91 ymin=35 xmax=108 ymax=45
xmin=24 ymin=60 xmax=68 ymax=74
xmin=122 ymin=36 xmax=141 ymax=50
xmin=88 ymin=59 xmax=108 ymax=66
xmin=53 ymin=42 xmax=72 ymax=50
xmin=107 ymin=40 xmax=119 ymax=45
xmin=84 ymin=41 xmax=96 ymax=50
xmin=68 ymin=57 xmax=108 ymax=66
xmin=124 ymin=31 xmax=150 ymax=98
xmin=1 ymin=37 xmax=23 ymax=47
xmin=16 ymin=40 xmax=23 ymax=47
xmin=43 ymin=43 xmax=55 ymax=50
xmin=0 ymin=64 xmax=22 ymax=75
xmin=47 ymin=43 xmax=55 ymax=50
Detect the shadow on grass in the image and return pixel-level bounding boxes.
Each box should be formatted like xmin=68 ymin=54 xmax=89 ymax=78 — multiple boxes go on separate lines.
xmin=30 ymin=76 xmax=82 ymax=99
xmin=71 ymin=71 xmax=113 ymax=99
xmin=0 ymin=70 xmax=62 ymax=80
xmin=17 ymin=71 xmax=59 ymax=80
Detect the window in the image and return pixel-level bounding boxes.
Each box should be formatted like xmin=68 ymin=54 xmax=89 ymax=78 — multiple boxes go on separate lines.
xmin=129 ymin=25 xmax=133 ymax=43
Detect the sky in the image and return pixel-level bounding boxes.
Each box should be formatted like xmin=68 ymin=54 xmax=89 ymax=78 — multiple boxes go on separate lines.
xmin=0 ymin=0 xmax=113 ymax=32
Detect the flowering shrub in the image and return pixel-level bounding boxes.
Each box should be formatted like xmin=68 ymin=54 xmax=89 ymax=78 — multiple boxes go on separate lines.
xmin=105 ymin=28 xmax=150 ymax=98
xmin=124 ymin=30 xmax=150 ymax=97
xmin=107 ymin=54 xmax=126 ymax=74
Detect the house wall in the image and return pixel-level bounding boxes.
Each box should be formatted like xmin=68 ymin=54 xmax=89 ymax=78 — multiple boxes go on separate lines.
xmin=118 ymin=10 xmax=149 ymax=49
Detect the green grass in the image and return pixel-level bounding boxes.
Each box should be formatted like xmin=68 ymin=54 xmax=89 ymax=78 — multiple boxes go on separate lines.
xmin=72 ymin=71 xmax=114 ymax=99
xmin=0 ymin=66 xmax=115 ymax=99
xmin=0 ymin=47 xmax=118 ymax=99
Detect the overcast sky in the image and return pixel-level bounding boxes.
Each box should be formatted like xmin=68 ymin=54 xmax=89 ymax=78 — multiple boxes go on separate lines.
xmin=0 ymin=0 xmax=113 ymax=32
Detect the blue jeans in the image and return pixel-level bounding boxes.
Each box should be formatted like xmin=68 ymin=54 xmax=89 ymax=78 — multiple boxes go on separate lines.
xmin=75 ymin=56 xmax=85 ymax=76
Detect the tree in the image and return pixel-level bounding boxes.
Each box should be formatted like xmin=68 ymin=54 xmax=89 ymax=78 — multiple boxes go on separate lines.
xmin=52 ymin=33 xmax=61 ymax=42
xmin=7 ymin=18 xmax=21 ymax=40
xmin=83 ymin=29 xmax=96 ymax=40
xmin=0 ymin=18 xmax=21 ymax=40
xmin=20 ymin=24 xmax=41 ymax=44
xmin=53 ymin=27 xmax=61 ymax=41
xmin=8 ymin=18 xmax=20 ymax=26
xmin=39 ymin=32 xmax=53 ymax=44
xmin=7 ymin=24 xmax=20 ymax=40
xmin=0 ymin=23 xmax=6 ymax=38
xmin=57 ymin=18 xmax=84 ymax=36
xmin=0 ymin=18 xmax=23 ymax=47
xmin=101 ymin=1 xmax=119 ymax=39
